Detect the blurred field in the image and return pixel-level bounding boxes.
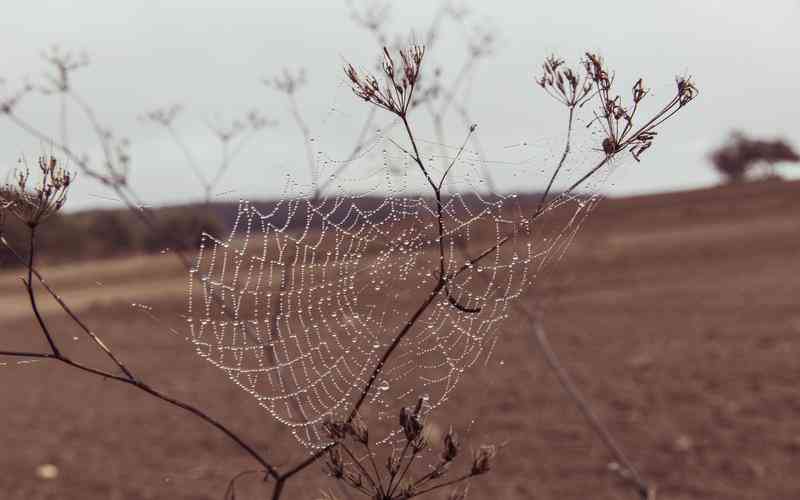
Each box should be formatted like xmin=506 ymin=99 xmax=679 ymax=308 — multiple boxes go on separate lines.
xmin=1 ymin=179 xmax=799 ymax=500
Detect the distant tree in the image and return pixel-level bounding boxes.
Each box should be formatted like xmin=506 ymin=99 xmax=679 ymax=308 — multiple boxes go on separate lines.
xmin=710 ymin=131 xmax=800 ymax=183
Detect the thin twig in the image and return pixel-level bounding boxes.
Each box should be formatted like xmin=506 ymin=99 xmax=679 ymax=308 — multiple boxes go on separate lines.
xmin=529 ymin=315 xmax=652 ymax=499
xmin=24 ymin=227 xmax=60 ymax=357
xmin=536 ymin=106 xmax=575 ymax=215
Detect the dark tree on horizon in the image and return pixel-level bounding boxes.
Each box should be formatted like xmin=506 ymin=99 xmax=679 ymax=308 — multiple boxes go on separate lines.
xmin=710 ymin=131 xmax=800 ymax=183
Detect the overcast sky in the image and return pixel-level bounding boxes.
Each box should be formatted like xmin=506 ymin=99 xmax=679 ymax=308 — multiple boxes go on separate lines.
xmin=1 ymin=0 xmax=798 ymax=210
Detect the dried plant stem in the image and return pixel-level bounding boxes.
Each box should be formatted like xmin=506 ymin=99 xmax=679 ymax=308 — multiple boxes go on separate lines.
xmin=412 ymin=473 xmax=472 ymax=497
xmin=346 ymin=114 xmax=484 ymax=423
xmin=59 ymin=92 xmax=68 ymax=149
xmin=453 ymin=153 xmax=613 ymax=282
xmin=2 ymin=232 xmax=282 ymax=480
xmin=530 ymin=318 xmax=652 ymax=499
xmin=442 ymin=94 xmax=495 ymax=193
xmin=536 ymin=106 xmax=575 ymax=215
xmin=24 ymin=227 xmax=61 ymax=357
xmin=286 ymin=93 xmax=318 ymax=197
xmin=5 ymin=107 xmax=332 ymax=500
xmin=165 ymin=125 xmax=209 ymax=195
xmin=341 ymin=443 xmax=382 ymax=495
xmin=349 ymin=281 xmax=444 ymax=421
xmin=270 ymin=447 xmax=332 ymax=500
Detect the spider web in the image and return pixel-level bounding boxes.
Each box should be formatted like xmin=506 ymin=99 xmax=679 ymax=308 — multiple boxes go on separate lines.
xmin=185 ymin=106 xmax=618 ymax=448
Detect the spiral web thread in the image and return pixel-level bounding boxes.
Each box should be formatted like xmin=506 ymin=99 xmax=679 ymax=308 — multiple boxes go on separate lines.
xmin=185 ymin=122 xmax=614 ymax=448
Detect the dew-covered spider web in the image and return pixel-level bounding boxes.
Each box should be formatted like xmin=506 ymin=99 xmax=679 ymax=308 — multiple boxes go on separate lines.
xmin=185 ymin=97 xmax=622 ymax=448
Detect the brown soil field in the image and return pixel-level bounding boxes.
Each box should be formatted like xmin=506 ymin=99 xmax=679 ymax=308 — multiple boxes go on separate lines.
xmin=1 ymin=179 xmax=799 ymax=500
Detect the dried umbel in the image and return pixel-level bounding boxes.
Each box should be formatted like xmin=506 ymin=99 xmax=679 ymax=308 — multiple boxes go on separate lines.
xmin=537 ymin=55 xmax=593 ymax=108
xmin=0 ymin=155 xmax=74 ymax=227
xmin=345 ymin=45 xmax=425 ymax=117
xmin=582 ymin=52 xmax=698 ymax=161
xmin=470 ymin=444 xmax=497 ymax=475
xmin=399 ymin=405 xmax=425 ymax=444
xmin=320 ymin=397 xmax=496 ymax=500
xmin=441 ymin=427 xmax=460 ymax=462
xmin=144 ymin=103 xmax=183 ymax=127
xmin=40 ymin=45 xmax=89 ymax=94
xmin=266 ymin=67 xmax=307 ymax=96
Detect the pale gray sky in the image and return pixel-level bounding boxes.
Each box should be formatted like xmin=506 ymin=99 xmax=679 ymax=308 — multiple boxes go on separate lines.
xmin=2 ymin=0 xmax=799 ymax=210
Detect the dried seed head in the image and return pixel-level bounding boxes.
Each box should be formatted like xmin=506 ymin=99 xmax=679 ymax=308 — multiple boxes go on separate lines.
xmin=40 ymin=46 xmax=89 ymax=94
xmin=537 ymin=54 xmax=593 ymax=108
xmin=265 ymin=67 xmax=307 ymax=95
xmin=584 ymin=52 xmax=612 ymax=91
xmin=442 ymin=427 xmax=460 ymax=462
xmin=349 ymin=0 xmax=391 ymax=35
xmin=602 ymin=137 xmax=619 ymax=156
xmin=0 ymin=155 xmax=75 ymax=227
xmin=676 ymin=76 xmax=698 ymax=105
xmin=143 ymin=104 xmax=183 ymax=127
xmin=471 ymin=444 xmax=497 ymax=475
xmin=399 ymin=405 xmax=424 ymax=443
xmin=580 ymin=51 xmax=698 ymax=162
xmin=632 ymin=79 xmax=648 ymax=103
xmin=345 ymin=45 xmax=426 ymax=117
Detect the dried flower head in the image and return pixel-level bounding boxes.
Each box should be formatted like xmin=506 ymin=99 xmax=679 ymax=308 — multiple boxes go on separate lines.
xmin=40 ymin=45 xmax=89 ymax=94
xmin=442 ymin=427 xmax=460 ymax=462
xmin=245 ymin=109 xmax=276 ymax=131
xmin=466 ymin=23 xmax=496 ymax=59
xmin=0 ymin=155 xmax=75 ymax=227
xmin=345 ymin=45 xmax=426 ymax=117
xmin=266 ymin=68 xmax=307 ymax=96
xmin=348 ymin=0 xmax=391 ymax=36
xmin=579 ymin=52 xmax=698 ymax=161
xmin=144 ymin=104 xmax=183 ymax=127
xmin=538 ymin=55 xmax=594 ymax=108
xmin=470 ymin=444 xmax=497 ymax=475
xmin=399 ymin=399 xmax=425 ymax=443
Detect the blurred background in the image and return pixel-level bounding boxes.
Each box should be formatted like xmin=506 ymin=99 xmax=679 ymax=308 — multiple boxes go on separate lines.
xmin=1 ymin=0 xmax=798 ymax=209
xmin=2 ymin=2 xmax=800 ymax=500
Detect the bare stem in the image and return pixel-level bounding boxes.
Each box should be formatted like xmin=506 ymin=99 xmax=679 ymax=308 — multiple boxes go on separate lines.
xmin=1 ymin=234 xmax=284 ymax=481
xmin=348 ymin=282 xmax=443 ymax=422
xmin=412 ymin=473 xmax=473 ymax=497
xmin=287 ymin=93 xmax=318 ymax=198
xmin=25 ymin=227 xmax=60 ymax=357
xmin=530 ymin=318 xmax=651 ymax=499
xmin=536 ymin=106 xmax=575 ymax=215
